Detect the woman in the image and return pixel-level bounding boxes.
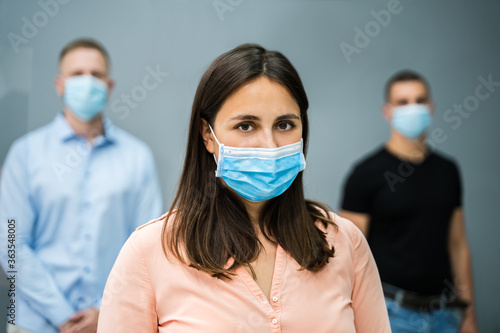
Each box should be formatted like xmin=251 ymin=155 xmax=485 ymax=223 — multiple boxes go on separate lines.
xmin=97 ymin=44 xmax=390 ymax=332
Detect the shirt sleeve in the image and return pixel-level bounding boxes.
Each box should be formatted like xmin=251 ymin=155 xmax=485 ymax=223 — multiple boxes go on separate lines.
xmin=0 ymin=140 xmax=75 ymax=327
xmin=341 ymin=165 xmax=372 ymax=214
xmin=97 ymin=232 xmax=157 ymax=332
xmin=451 ymin=161 xmax=462 ymax=208
xmin=348 ymin=221 xmax=391 ymax=332
xmin=131 ymin=146 xmax=163 ymax=233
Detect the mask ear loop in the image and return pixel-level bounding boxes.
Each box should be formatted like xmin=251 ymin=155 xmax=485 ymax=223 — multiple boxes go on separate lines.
xmin=208 ymin=124 xmax=220 ymax=165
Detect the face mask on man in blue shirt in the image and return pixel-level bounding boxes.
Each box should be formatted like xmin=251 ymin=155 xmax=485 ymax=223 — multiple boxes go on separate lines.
xmin=64 ymin=74 xmax=108 ymax=122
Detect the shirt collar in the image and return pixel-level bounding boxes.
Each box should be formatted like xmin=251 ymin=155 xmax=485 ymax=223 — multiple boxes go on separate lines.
xmin=52 ymin=112 xmax=117 ymax=145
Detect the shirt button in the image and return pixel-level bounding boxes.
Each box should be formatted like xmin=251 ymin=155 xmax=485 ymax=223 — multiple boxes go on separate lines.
xmin=83 ymin=267 xmax=90 ymax=274
xmin=272 ymin=319 xmax=278 ymax=325
xmin=272 ymin=296 xmax=278 ymax=302
xmin=83 ymin=202 xmax=91 ymax=209
xmin=84 ymin=234 xmax=91 ymax=241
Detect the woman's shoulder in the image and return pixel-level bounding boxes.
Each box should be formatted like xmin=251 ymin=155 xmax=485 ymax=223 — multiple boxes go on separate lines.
xmin=319 ymin=211 xmax=365 ymax=248
xmin=136 ymin=212 xmax=169 ymax=232
xmin=315 ymin=210 xmax=360 ymax=233
xmin=128 ymin=212 xmax=170 ymax=251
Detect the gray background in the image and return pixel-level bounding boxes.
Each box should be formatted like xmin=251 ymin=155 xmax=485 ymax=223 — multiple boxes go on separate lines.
xmin=1 ymin=0 xmax=499 ymax=331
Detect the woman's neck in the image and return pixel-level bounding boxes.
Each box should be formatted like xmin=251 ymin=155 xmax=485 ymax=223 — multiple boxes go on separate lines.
xmin=244 ymin=200 xmax=265 ymax=227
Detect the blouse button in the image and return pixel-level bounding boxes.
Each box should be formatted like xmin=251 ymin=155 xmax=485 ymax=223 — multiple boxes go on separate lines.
xmin=272 ymin=296 xmax=278 ymax=302
xmin=272 ymin=319 xmax=278 ymax=325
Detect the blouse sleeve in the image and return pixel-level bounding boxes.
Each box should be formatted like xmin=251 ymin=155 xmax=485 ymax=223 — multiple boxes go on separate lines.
xmin=97 ymin=232 xmax=158 ymax=332
xmin=349 ymin=222 xmax=391 ymax=332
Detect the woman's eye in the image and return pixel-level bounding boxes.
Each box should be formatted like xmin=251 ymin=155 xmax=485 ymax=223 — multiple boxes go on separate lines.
xmin=277 ymin=122 xmax=293 ymax=131
xmin=237 ymin=123 xmax=253 ymax=132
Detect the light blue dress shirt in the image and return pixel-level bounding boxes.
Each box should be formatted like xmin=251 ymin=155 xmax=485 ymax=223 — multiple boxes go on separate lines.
xmin=0 ymin=113 xmax=163 ymax=332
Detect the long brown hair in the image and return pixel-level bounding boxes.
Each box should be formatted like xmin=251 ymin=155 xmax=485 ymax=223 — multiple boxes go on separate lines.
xmin=163 ymin=43 xmax=336 ymax=279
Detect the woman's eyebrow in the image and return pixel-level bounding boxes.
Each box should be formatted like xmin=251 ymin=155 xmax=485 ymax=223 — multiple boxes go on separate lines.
xmin=276 ymin=114 xmax=300 ymax=121
xmin=228 ymin=113 xmax=300 ymax=122
xmin=228 ymin=115 xmax=261 ymax=121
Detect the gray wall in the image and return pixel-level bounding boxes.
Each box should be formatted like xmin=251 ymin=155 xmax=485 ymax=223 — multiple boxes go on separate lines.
xmin=1 ymin=0 xmax=499 ymax=331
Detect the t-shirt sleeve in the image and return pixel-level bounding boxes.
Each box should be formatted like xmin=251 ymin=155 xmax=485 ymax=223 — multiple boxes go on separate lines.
xmin=348 ymin=220 xmax=391 ymax=332
xmin=97 ymin=232 xmax=157 ymax=332
xmin=451 ymin=161 xmax=462 ymax=208
xmin=341 ymin=164 xmax=372 ymax=213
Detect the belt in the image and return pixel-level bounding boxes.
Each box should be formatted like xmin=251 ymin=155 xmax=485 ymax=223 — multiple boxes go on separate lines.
xmin=382 ymin=283 xmax=469 ymax=312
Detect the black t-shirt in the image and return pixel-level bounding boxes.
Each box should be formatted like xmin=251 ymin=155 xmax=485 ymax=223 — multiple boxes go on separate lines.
xmin=341 ymin=146 xmax=462 ymax=295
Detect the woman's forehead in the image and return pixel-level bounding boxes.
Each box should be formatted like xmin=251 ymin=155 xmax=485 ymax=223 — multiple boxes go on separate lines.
xmin=214 ymin=77 xmax=300 ymax=123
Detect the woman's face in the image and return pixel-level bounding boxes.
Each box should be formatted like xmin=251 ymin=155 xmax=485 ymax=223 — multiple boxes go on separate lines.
xmin=202 ymin=77 xmax=302 ymax=158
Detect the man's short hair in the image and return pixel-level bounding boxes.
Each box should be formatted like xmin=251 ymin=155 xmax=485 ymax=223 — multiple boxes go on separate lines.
xmin=59 ymin=38 xmax=110 ymax=70
xmin=385 ymin=70 xmax=430 ymax=102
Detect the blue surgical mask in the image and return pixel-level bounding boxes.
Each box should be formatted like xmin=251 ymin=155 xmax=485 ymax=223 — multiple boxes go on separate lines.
xmin=391 ymin=104 xmax=432 ymax=139
xmin=209 ymin=125 xmax=306 ymax=202
xmin=64 ymin=75 xmax=108 ymax=122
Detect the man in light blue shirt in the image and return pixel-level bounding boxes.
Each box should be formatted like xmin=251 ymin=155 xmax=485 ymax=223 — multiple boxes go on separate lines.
xmin=0 ymin=39 xmax=163 ymax=333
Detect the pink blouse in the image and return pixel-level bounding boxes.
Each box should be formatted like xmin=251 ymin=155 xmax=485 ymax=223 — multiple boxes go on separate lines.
xmin=97 ymin=212 xmax=390 ymax=332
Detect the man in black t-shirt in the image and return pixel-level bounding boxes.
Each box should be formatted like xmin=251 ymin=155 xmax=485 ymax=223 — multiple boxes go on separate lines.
xmin=340 ymin=70 xmax=477 ymax=333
